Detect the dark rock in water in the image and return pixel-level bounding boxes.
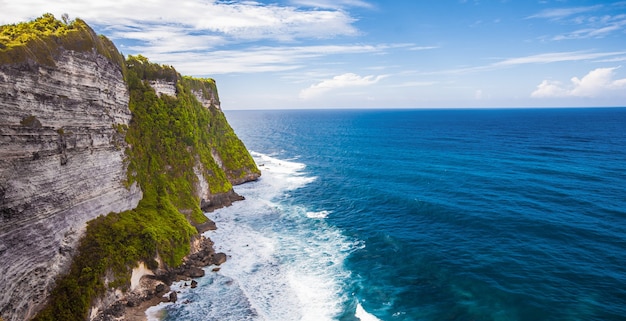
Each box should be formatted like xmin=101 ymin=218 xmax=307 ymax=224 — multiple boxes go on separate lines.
xmin=212 ymin=252 xmax=227 ymax=265
xmin=169 ymin=291 xmax=177 ymax=303
xmin=200 ymin=190 xmax=246 ymax=212
xmin=190 ymin=280 xmax=198 ymax=288
xmin=194 ymin=220 xmax=217 ymax=233
xmin=187 ymin=266 xmax=205 ymax=278
xmin=212 ymin=267 xmax=221 ymax=272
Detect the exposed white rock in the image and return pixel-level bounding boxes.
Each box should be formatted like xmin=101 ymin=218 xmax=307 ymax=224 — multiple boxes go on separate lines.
xmin=149 ymin=79 xmax=176 ymax=97
xmin=192 ymin=88 xmax=220 ymax=109
xmin=211 ymin=148 xmax=224 ymax=169
xmin=149 ymin=79 xmax=219 ymax=108
xmin=0 ymin=49 xmax=142 ymax=321
xmin=193 ymin=162 xmax=211 ymax=203
xmin=130 ymin=262 xmax=154 ymax=291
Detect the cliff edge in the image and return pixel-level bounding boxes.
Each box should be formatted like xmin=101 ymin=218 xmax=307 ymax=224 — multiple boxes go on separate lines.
xmin=0 ymin=14 xmax=260 ymax=321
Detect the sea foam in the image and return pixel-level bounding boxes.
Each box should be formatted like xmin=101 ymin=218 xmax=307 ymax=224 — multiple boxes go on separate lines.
xmin=356 ymin=303 xmax=383 ymax=321
xmin=305 ymin=210 xmax=331 ymax=219
xmin=152 ymin=152 xmax=366 ymax=320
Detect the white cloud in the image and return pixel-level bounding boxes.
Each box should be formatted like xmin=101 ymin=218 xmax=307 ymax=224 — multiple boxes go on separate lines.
xmin=427 ymin=51 xmax=626 ymax=75
xmin=531 ymin=80 xmax=570 ymax=98
xmin=390 ymin=81 xmax=437 ymax=88
xmin=0 ymin=0 xmax=358 ymax=42
xmin=409 ymin=46 xmax=439 ymax=51
xmin=551 ymin=15 xmax=626 ymax=40
xmin=531 ymin=67 xmax=626 ymax=98
xmin=495 ymin=51 xmax=626 ymax=66
xmin=289 ymin=0 xmax=374 ymax=9
xmin=142 ymin=44 xmax=392 ymax=75
xmin=0 ymin=0 xmax=376 ymax=75
xmin=527 ymin=5 xmax=626 ymax=41
xmin=527 ymin=5 xmax=602 ymax=20
xmin=111 ymin=26 xmax=227 ymax=53
xmin=595 ymin=56 xmax=626 ymax=63
xmin=299 ymin=73 xmax=386 ymax=99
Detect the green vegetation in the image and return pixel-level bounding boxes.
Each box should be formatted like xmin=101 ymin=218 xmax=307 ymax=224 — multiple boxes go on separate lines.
xmin=34 ymin=203 xmax=196 ymax=321
xmin=0 ymin=13 xmax=124 ymax=68
xmin=182 ymin=75 xmax=220 ymax=103
xmin=123 ymin=54 xmax=237 ymax=223
xmin=207 ymin=103 xmax=260 ymax=179
xmin=6 ymin=15 xmax=261 ymax=321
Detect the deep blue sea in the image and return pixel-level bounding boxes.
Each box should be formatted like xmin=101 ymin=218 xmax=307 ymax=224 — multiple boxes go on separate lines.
xmin=150 ymin=108 xmax=626 ymax=321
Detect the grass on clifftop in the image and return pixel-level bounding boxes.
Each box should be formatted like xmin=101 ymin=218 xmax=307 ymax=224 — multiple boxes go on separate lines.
xmin=0 ymin=13 xmax=124 ymax=68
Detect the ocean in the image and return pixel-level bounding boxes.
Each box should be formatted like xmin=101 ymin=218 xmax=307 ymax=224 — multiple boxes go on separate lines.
xmin=148 ymin=108 xmax=626 ymax=321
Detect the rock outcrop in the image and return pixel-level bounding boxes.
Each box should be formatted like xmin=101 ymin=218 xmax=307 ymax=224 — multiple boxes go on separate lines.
xmin=90 ymin=236 xmax=227 ymax=321
xmin=0 ymin=47 xmax=142 ymax=321
xmin=0 ymin=15 xmax=260 ymax=321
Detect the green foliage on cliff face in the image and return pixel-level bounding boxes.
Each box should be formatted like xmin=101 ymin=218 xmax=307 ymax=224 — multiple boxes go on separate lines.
xmin=182 ymin=75 xmax=220 ymax=104
xmin=34 ymin=201 xmax=196 ymax=321
xmin=179 ymin=76 xmax=260 ymax=181
xmin=34 ymin=52 xmax=259 ymax=320
xmin=125 ymin=55 xmax=234 ymax=205
xmin=0 ymin=13 xmax=124 ymax=69
xmin=126 ymin=54 xmax=178 ymax=82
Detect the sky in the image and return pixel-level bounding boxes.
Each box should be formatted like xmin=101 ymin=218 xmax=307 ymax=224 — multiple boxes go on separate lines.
xmin=2 ymin=0 xmax=626 ymax=109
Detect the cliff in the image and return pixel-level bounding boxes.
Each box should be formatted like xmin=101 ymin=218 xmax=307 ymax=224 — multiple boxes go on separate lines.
xmin=0 ymin=15 xmax=260 ymax=321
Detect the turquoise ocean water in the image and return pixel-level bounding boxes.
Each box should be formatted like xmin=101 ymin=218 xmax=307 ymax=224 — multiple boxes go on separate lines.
xmin=150 ymin=108 xmax=626 ymax=321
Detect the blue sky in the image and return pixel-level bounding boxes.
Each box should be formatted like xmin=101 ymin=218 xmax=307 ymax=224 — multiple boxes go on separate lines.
xmin=2 ymin=0 xmax=626 ymax=109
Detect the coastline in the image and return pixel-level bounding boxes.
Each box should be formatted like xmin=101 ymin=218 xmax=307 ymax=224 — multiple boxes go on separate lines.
xmin=122 ymin=296 xmax=166 ymax=321
xmin=93 ymin=235 xmax=227 ymax=321
xmin=93 ymin=166 xmax=259 ymax=321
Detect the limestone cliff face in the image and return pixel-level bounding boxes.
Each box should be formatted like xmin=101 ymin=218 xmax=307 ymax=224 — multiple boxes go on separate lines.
xmin=0 ymin=16 xmax=260 ymax=321
xmin=0 ymin=48 xmax=142 ymax=320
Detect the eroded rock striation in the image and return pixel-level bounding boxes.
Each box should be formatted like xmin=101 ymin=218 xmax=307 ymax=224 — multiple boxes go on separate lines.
xmin=0 ymin=15 xmax=259 ymax=321
xmin=0 ymin=45 xmax=143 ymax=321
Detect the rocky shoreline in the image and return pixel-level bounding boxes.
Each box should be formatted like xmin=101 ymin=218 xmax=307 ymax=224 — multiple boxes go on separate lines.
xmin=92 ymin=235 xmax=227 ymax=321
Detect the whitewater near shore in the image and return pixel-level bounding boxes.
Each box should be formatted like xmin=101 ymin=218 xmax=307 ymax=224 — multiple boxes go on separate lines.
xmin=145 ymin=151 xmax=380 ymax=320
